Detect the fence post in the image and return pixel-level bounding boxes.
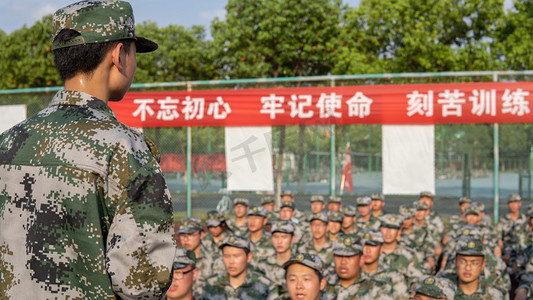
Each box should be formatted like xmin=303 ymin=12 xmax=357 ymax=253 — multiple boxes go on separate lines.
xmin=530 ymin=146 xmax=533 ymax=201
xmin=330 ymin=79 xmax=336 ymax=197
xmin=186 ymin=81 xmax=192 ymax=218
xmin=493 ymin=73 xmax=500 ymax=224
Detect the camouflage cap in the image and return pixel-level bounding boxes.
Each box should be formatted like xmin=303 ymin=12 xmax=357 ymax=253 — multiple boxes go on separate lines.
xmin=233 ymin=197 xmax=250 ymax=207
xmin=356 ymin=196 xmax=372 ymax=206
xmin=455 ymin=237 xmax=484 ymax=256
xmin=456 ymin=225 xmax=484 ymax=240
xmin=464 ymin=204 xmax=480 ymax=216
xmin=419 ymin=191 xmax=434 ymax=199
xmin=281 ymin=190 xmax=294 ymax=197
xmin=206 ymin=210 xmax=225 ymax=227
xmin=328 ymin=211 xmax=344 ymax=223
xmin=261 ymin=196 xmax=275 ymax=205
xmin=527 ymin=206 xmax=533 ymax=218
xmin=52 ymin=0 xmax=157 ymax=52
xmin=414 ymin=201 xmax=429 ymax=211
xmin=398 ymin=205 xmax=414 ymax=218
xmin=371 ymin=193 xmax=384 ymax=201
xmin=271 ymin=220 xmax=295 ymax=234
xmin=508 ymin=193 xmax=522 ymax=203
xmin=308 ymin=212 xmax=328 ymax=223
xmin=329 ymin=195 xmax=342 ymax=203
xmin=266 ymin=211 xmax=280 ymax=224
xmin=247 ymin=205 xmax=267 ymax=217
xmin=280 ymin=201 xmax=295 ymax=210
xmin=379 ymin=214 xmax=402 ymax=229
xmin=283 ymin=253 xmax=324 ymax=277
xmin=333 ymin=234 xmax=362 ymax=256
xmin=178 ymin=217 xmax=203 ymax=234
xmin=173 ymin=247 xmax=197 ymax=269
xmin=412 ymin=275 xmax=455 ymax=300
xmin=310 ymin=195 xmax=325 ymax=203
xmin=219 ymin=235 xmax=251 ymax=252
xmin=472 ymin=201 xmax=485 ymax=213
xmin=459 ymin=197 xmax=472 ymax=205
xmin=342 ymin=205 xmax=357 ymax=217
xmin=361 ymin=229 xmax=383 ymax=246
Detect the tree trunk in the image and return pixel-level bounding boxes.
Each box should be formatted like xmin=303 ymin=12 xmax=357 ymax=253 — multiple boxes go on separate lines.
xmin=275 ymin=126 xmax=286 ymax=207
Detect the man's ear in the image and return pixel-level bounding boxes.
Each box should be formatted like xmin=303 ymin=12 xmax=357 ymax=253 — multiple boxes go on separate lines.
xmin=110 ymin=42 xmax=126 ymax=72
xmin=193 ymin=268 xmax=199 ymax=281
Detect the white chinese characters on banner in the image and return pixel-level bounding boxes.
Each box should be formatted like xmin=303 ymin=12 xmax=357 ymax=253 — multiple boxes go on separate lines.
xmin=288 ymin=94 xmax=314 ymax=118
xmin=132 ymin=96 xmax=232 ymax=121
xmin=346 ymin=92 xmax=373 ymax=118
xmin=502 ymin=88 xmax=530 ymax=116
xmin=260 ymin=94 xmax=285 ymax=119
xmin=438 ymin=89 xmax=466 ymax=117
xmin=407 ymin=91 xmax=434 ymax=117
xmin=470 ymin=89 xmax=496 ymax=117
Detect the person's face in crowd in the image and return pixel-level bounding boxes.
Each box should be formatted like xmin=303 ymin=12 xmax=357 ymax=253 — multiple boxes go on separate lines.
xmin=247 ymin=215 xmax=266 ymax=233
xmin=311 ymin=201 xmax=325 ymax=214
xmin=272 ymin=232 xmax=293 ymax=254
xmin=234 ymin=204 xmax=248 ymax=218
xmin=414 ymin=209 xmax=427 ymax=222
xmin=328 ymin=221 xmax=342 ymax=235
xmin=262 ymin=202 xmax=276 ymax=212
xmin=208 ymin=225 xmax=224 ymax=237
xmin=282 ymin=195 xmax=294 ymax=202
xmin=402 ymin=216 xmax=414 ymax=228
xmin=334 ymin=254 xmax=361 ymax=281
xmin=459 ymin=202 xmax=470 ymax=214
xmin=363 ymin=244 xmax=381 ymax=265
xmin=280 ymin=207 xmax=295 ymax=221
xmin=380 ymin=227 xmax=399 ymax=244
xmin=419 ymin=196 xmax=433 ymax=209
xmin=179 ymin=230 xmax=203 ymax=251
xmin=166 ymin=265 xmax=198 ymax=300
xmin=455 ymin=254 xmax=485 ymax=284
xmin=342 ymin=215 xmax=356 ymax=229
xmin=465 ymin=214 xmax=480 ymax=225
xmin=286 ymin=264 xmax=325 ymax=300
xmin=357 ymin=205 xmax=371 ymax=218
xmin=310 ymin=220 xmax=327 ymax=240
xmin=222 ymin=246 xmax=251 ymax=278
xmin=508 ymin=201 xmax=522 ymax=213
xmin=328 ymin=202 xmax=342 ymax=212
xmin=371 ymin=200 xmax=384 ymax=212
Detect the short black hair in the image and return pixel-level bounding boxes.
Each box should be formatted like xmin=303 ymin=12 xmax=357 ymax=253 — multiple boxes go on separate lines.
xmin=53 ymin=29 xmax=132 ymax=81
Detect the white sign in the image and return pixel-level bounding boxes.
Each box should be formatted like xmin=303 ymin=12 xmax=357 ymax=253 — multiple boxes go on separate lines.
xmin=225 ymin=126 xmax=274 ymax=191
xmin=0 ymin=105 xmax=26 ymax=134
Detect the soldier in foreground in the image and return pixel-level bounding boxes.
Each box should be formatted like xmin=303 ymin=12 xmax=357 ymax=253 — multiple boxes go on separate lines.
xmin=410 ymin=275 xmax=455 ymax=300
xmin=283 ymin=253 xmax=328 ymax=300
xmin=166 ymin=248 xmax=199 ymax=300
xmin=0 ymin=1 xmax=175 ymax=298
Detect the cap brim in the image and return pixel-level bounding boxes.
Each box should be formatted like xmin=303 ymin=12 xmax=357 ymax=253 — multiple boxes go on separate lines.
xmin=135 ymin=37 xmax=158 ymax=53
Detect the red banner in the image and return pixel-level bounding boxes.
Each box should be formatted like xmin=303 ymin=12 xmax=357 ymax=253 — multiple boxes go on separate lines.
xmin=109 ymin=81 xmax=533 ymax=127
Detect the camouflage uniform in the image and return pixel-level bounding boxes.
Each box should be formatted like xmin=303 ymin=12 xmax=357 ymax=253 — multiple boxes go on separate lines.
xmin=298 ymin=212 xmax=335 ymax=279
xmin=341 ymin=205 xmax=358 ymax=235
xmin=446 ymin=197 xmax=472 ymax=233
xmin=0 ymin=2 xmax=173 ymax=297
xmin=411 ymin=275 xmax=456 ymax=300
xmin=244 ymin=206 xmax=274 ymax=265
xmin=354 ymin=197 xmax=381 ymax=230
xmin=226 ymin=198 xmax=249 ymax=236
xmin=360 ymin=269 xmax=409 ymax=300
xmin=496 ymin=194 xmax=527 ymax=255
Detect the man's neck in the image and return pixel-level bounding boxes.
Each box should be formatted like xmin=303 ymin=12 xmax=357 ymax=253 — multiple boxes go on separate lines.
xmin=169 ymin=290 xmax=194 ymax=300
xmin=381 ymin=241 xmax=397 ymax=253
xmin=509 ymin=211 xmax=520 ymax=220
xmin=249 ymin=229 xmax=263 ymax=242
xmin=414 ymin=219 xmax=424 ymax=227
xmin=340 ymin=272 xmax=359 ymax=288
xmin=64 ymin=72 xmax=111 ymax=103
xmin=372 ymin=210 xmax=381 ymax=217
xmin=193 ymin=245 xmax=201 ymax=257
xmin=229 ymin=268 xmax=248 ymax=289
xmin=362 ymin=261 xmax=378 ymax=274
xmin=459 ymin=278 xmax=479 ymax=295
xmin=313 ymin=236 xmax=327 ymax=249
xmin=235 ymin=216 xmax=246 ymax=226
xmin=360 ymin=215 xmax=370 ymax=222
xmin=276 ymin=249 xmax=292 ymax=264
xmin=343 ymin=225 xmax=354 ymax=233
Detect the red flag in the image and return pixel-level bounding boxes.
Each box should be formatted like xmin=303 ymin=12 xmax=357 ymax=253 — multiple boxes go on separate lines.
xmin=341 ymin=143 xmax=354 ymax=193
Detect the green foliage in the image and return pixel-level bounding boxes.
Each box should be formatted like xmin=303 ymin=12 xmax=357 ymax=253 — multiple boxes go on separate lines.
xmin=496 ymin=0 xmax=533 ymax=69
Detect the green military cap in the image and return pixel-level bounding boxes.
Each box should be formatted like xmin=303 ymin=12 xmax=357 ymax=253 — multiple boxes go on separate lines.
xmin=379 ymin=214 xmax=402 ymax=229
xmin=219 ymin=235 xmax=251 ymax=252
xmin=371 ymin=193 xmax=384 ymax=201
xmin=271 ymin=220 xmax=295 ymax=234
xmin=280 ymin=201 xmax=295 ymax=209
xmin=459 ymin=197 xmax=472 ymax=205
xmin=178 ymin=217 xmax=203 ymax=234
xmin=308 ymin=212 xmax=328 ymax=223
xmin=329 ymin=195 xmax=342 ymax=203
xmin=527 ymin=206 xmax=533 ymax=218
xmin=333 ymin=234 xmax=362 ymax=256
xmin=247 ymin=205 xmax=268 ymax=217
xmin=412 ymin=275 xmax=455 ymax=300
xmin=419 ymin=191 xmax=434 ymax=199
xmin=456 ymin=225 xmax=484 ymax=240
xmin=356 ymin=196 xmax=372 ymax=206
xmin=261 ymin=196 xmax=275 ymax=205
xmin=266 ymin=211 xmax=280 ymax=224
xmin=472 ymin=201 xmax=485 ymax=213
xmin=508 ymin=193 xmax=522 ymax=203
xmin=281 ymin=190 xmax=294 ymax=197
xmin=360 ymin=229 xmax=383 ymax=246
xmin=52 ymin=0 xmax=157 ymax=52
xmin=455 ymin=237 xmax=485 ymax=256
xmin=328 ymin=211 xmax=343 ymax=223
xmin=173 ymin=247 xmax=197 ymax=269
xmin=310 ymin=195 xmax=325 ymax=203
xmin=206 ymin=210 xmax=225 ymax=227
xmin=464 ymin=204 xmax=480 ymax=216
xmin=414 ymin=201 xmax=429 ymax=211
xmin=398 ymin=205 xmax=414 ymax=218
xmin=342 ymin=205 xmax=357 ymax=216
xmin=233 ymin=197 xmax=250 ymax=206
xmin=283 ymin=253 xmax=324 ymax=277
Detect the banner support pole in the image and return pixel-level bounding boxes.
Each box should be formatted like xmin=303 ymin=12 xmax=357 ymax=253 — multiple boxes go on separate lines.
xmin=330 ymin=79 xmax=336 ymax=197
xmin=493 ymin=73 xmax=499 ymax=224
xmin=186 ymin=82 xmax=192 ymax=218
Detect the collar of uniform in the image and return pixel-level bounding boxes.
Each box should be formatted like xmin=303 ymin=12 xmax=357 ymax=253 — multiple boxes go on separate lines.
xmin=219 ymin=268 xmax=255 ymax=287
xmin=454 ymin=277 xmax=487 ymax=296
xmin=49 ymin=90 xmax=116 ymax=117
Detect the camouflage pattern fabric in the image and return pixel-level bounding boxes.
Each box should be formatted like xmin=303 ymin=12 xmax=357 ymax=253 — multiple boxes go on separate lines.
xmin=193 ymin=243 xmax=214 ymax=298
xmin=226 ymin=218 xmax=248 ymax=236
xmin=201 ymin=269 xmax=278 ymax=300
xmin=446 ymin=276 xmax=507 ymax=299
xmin=245 ymin=231 xmax=275 ymax=269
xmin=0 ymin=90 xmax=174 ymax=299
xmin=325 ymin=274 xmax=392 ymax=300
xmin=297 ymin=238 xmax=335 ymax=279
xmin=378 ymin=243 xmax=423 ymax=285
xmin=360 ymin=269 xmax=409 ymax=300
xmin=256 ymin=255 xmax=289 ymax=298
xmin=411 ymin=275 xmax=455 ymax=300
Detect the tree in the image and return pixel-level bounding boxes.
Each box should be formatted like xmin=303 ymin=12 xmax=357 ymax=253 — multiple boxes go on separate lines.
xmin=496 ymin=0 xmax=533 ymax=70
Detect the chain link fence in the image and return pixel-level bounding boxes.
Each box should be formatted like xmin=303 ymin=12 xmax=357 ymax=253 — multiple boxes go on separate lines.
xmin=2 ymin=71 xmax=533 ymax=221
